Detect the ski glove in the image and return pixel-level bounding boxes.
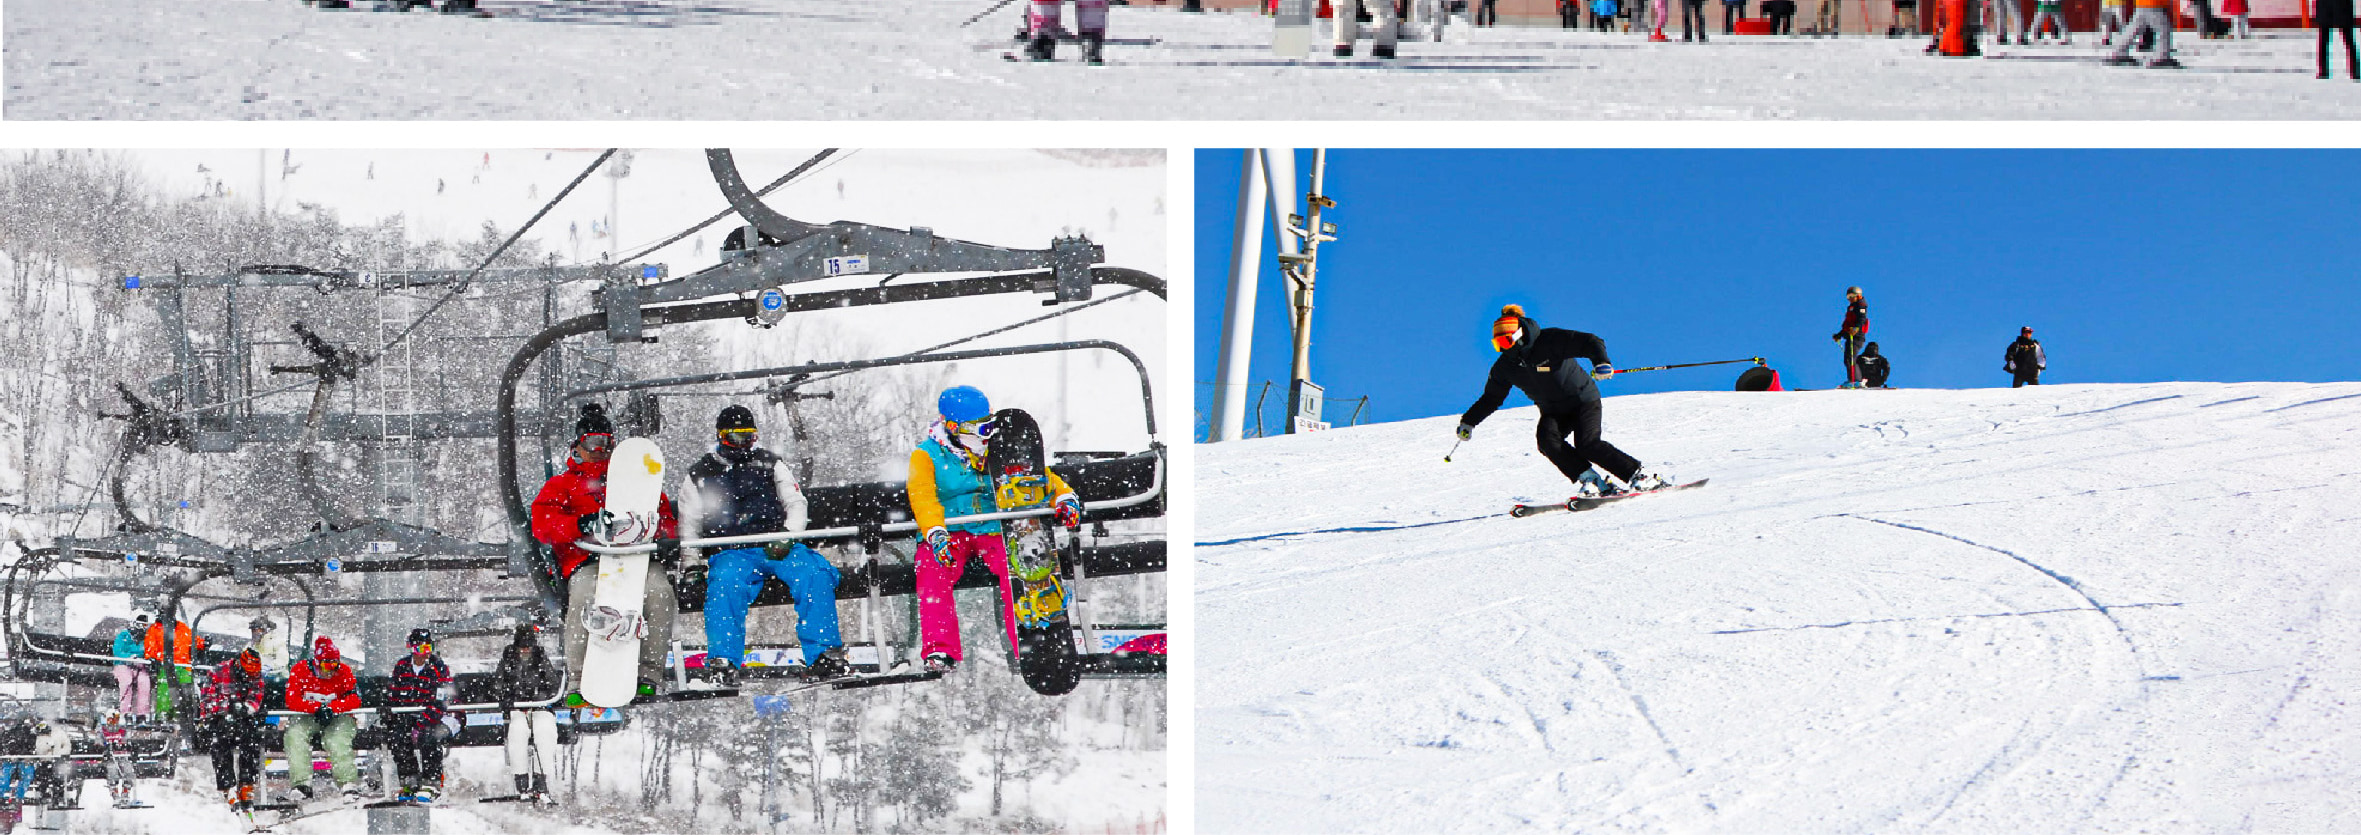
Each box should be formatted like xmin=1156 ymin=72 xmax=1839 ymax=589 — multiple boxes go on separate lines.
xmin=652 ymin=538 xmax=682 ymax=567
xmin=1592 ymin=364 xmax=1615 ymax=380
xmin=312 ymin=706 xmax=334 ymax=724
xmin=763 ymin=540 xmax=796 ymax=560
xmin=1054 ymin=495 xmax=1083 ymax=530
xmin=924 ymin=527 xmax=954 ymax=567
xmin=1455 ymin=424 xmax=1473 ymax=442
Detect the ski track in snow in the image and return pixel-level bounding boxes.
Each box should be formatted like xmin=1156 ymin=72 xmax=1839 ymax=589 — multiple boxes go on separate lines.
xmin=1198 ymin=382 xmax=2361 ymax=832
xmin=13 ymin=0 xmax=2361 ymax=118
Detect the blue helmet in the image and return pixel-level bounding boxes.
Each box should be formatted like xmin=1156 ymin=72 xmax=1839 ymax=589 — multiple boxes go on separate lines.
xmin=938 ymin=386 xmax=990 ymax=423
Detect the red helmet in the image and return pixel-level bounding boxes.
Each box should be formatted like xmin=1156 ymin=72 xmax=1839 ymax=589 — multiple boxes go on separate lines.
xmin=313 ymin=636 xmax=340 ymax=662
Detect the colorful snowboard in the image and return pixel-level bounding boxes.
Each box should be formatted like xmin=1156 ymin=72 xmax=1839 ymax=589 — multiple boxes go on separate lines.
xmin=580 ymin=437 xmax=665 ymax=708
xmin=985 ymin=409 xmax=1083 ymax=697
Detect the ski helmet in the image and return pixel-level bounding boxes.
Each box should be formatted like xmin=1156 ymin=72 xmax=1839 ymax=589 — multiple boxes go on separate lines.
xmin=313 ymin=635 xmax=341 ymax=661
xmin=237 ymin=648 xmax=262 ymax=677
xmin=716 ymin=404 xmax=758 ymax=432
xmin=512 ymin=622 xmax=542 ymax=646
xmin=407 ymin=628 xmax=434 ymax=647
xmin=938 ymin=386 xmax=990 ymax=423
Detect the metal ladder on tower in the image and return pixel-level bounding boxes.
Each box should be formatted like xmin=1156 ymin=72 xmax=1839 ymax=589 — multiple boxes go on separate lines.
xmin=373 ymin=282 xmax=422 ymax=529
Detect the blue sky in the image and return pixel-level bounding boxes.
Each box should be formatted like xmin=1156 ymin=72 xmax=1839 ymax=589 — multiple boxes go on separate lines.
xmin=1194 ymin=148 xmax=2361 ymax=441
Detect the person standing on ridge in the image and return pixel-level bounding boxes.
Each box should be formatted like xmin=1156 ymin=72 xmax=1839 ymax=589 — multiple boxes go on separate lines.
xmin=1457 ymin=304 xmax=1668 ymax=502
xmin=2005 ymin=326 xmax=2046 ymax=387
xmin=684 ymin=405 xmax=850 ymax=688
xmin=906 ymin=385 xmax=1083 ymax=675
xmin=1832 ymin=286 xmax=1870 ymax=389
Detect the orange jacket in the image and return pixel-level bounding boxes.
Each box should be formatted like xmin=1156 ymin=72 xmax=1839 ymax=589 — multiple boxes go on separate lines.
xmin=143 ymin=621 xmax=206 ymax=666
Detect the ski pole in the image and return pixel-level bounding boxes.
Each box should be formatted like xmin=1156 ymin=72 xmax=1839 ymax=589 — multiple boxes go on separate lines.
xmin=1598 ymin=356 xmax=1766 ymax=376
xmin=1444 ymin=437 xmax=1464 ymax=463
xmin=960 ymin=0 xmax=1023 ymax=27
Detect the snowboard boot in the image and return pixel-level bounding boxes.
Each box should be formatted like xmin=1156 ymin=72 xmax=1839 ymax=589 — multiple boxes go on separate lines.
xmin=636 ymin=677 xmax=660 ymax=698
xmin=2146 ymin=55 xmax=2181 ymax=68
xmin=1373 ymin=43 xmax=1396 ymax=58
xmin=223 ymin=788 xmax=243 ymax=810
xmin=339 ymin=783 xmax=361 ymax=804
xmin=1333 ymin=44 xmax=1355 ymax=57
xmin=802 ymin=647 xmax=853 ymax=681
xmin=514 ymin=774 xmax=532 ymax=798
xmin=706 ymin=657 xmax=739 ymax=688
xmin=530 ymin=774 xmax=552 ymax=806
xmin=923 ymin=652 xmax=959 ymax=674
xmin=291 ymin=782 xmax=319 ymax=803
xmin=1081 ymin=32 xmax=1105 ymax=64
xmin=1026 ymin=35 xmax=1057 ymax=61
xmin=2103 ymin=54 xmax=2140 ymax=65
xmin=413 ymin=784 xmax=438 ymax=805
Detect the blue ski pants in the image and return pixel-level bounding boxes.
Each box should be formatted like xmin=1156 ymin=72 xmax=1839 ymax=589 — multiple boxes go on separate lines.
xmin=0 ymin=763 xmax=33 ymax=801
xmin=704 ymin=545 xmax=842 ymax=666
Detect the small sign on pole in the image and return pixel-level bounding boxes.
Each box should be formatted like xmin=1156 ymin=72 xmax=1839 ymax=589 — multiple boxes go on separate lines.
xmin=824 ymin=256 xmax=870 ymax=277
xmin=1288 ymin=379 xmax=1326 ymax=434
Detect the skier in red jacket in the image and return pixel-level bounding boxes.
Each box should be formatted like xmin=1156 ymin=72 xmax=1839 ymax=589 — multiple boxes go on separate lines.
xmin=1832 ymin=286 xmax=1870 ymax=389
xmin=530 ymin=403 xmax=680 ymax=703
xmin=281 ymin=636 xmax=362 ymax=803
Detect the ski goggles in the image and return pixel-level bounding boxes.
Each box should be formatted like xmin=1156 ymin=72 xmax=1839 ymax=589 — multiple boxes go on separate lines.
xmin=718 ymin=428 xmax=758 ymax=444
xmin=408 ymin=642 xmax=433 ymax=653
xmin=950 ymin=417 xmax=998 ymax=439
xmin=1491 ymin=330 xmax=1519 ymax=352
xmin=575 ymin=433 xmax=616 ymax=452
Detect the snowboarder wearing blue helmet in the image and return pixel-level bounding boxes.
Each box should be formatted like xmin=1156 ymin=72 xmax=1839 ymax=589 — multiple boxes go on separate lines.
xmin=905 ymin=385 xmax=1080 ymax=674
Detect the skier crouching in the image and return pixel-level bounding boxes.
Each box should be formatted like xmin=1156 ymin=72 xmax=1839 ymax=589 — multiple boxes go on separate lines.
xmin=200 ymin=648 xmax=266 ymax=811
xmin=906 ymin=386 xmax=1082 ymax=674
xmin=1022 ymin=0 xmax=1109 ymax=64
xmin=685 ymin=405 xmax=850 ymax=688
xmin=385 ymin=629 xmax=453 ymax=804
xmin=282 ymin=636 xmax=362 ymax=804
xmin=494 ymin=623 xmax=561 ymax=806
xmin=530 ymin=403 xmax=682 ymax=704
xmin=1457 ymin=304 xmax=1667 ymax=501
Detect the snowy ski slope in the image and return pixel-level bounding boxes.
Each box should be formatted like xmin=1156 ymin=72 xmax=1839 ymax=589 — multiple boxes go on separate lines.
xmin=10 ymin=0 xmax=2361 ymax=119
xmin=1197 ymin=382 xmax=2361 ymax=832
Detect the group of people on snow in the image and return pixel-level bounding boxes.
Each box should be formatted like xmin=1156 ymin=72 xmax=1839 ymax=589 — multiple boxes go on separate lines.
xmin=1455 ymin=292 xmax=2053 ymax=504
xmin=526 ymin=384 xmax=1083 ymax=699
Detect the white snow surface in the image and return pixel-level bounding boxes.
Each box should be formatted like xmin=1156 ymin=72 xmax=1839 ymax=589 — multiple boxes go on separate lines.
xmin=10 ymin=0 xmax=2361 ymax=119
xmin=1197 ymin=381 xmax=2361 ymax=832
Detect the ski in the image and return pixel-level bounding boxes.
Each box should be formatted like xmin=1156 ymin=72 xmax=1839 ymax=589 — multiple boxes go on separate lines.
xmin=1510 ymin=478 xmax=1710 ymax=518
xmin=986 ymin=408 xmax=1083 ymax=697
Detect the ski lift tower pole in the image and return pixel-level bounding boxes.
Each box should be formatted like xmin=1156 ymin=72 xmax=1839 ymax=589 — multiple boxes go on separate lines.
xmin=1211 ymin=148 xmax=1298 ymax=442
xmin=1279 ymin=149 xmax=1336 ymax=435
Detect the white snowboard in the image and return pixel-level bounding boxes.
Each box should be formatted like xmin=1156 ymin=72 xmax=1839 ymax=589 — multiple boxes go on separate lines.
xmin=581 ymin=436 xmax=666 ymax=709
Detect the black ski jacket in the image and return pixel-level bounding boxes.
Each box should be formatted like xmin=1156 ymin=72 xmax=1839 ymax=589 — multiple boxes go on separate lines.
xmin=493 ymin=643 xmax=561 ymax=706
xmin=1858 ymin=347 xmax=1891 ymax=388
xmin=1461 ymin=323 xmax=1613 ymax=426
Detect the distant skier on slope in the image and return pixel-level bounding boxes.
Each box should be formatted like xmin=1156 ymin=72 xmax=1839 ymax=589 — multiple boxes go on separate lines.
xmin=2004 ymin=326 xmax=2046 ymax=387
xmin=1021 ymin=0 xmax=1110 ymax=64
xmin=1456 ymin=304 xmax=1668 ymax=501
xmin=1333 ymin=0 xmax=1402 ymax=58
xmin=1832 ymin=285 xmax=1869 ymax=389
xmin=683 ymin=405 xmax=850 ymax=688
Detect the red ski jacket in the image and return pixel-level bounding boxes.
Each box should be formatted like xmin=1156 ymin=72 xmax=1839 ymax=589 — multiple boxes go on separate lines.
xmin=200 ymin=659 xmax=265 ymax=721
xmin=284 ymin=657 xmax=363 ymax=714
xmin=530 ymin=454 xmax=678 ymax=579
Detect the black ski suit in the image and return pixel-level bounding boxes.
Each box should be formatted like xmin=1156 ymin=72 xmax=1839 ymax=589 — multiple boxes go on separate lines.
xmin=1462 ymin=322 xmax=1644 ymax=486
xmin=1857 ymin=345 xmax=1891 ymax=388
xmin=2005 ymin=337 xmax=2045 ymax=387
